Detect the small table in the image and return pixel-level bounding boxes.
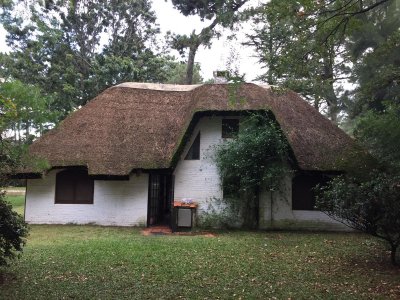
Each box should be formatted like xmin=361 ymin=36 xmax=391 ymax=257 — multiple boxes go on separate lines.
xmin=172 ymin=201 xmax=198 ymax=232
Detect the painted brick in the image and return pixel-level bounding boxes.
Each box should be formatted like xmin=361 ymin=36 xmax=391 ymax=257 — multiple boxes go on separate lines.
xmin=25 ymin=170 xmax=148 ymax=226
xmin=26 ymin=115 xmax=349 ymax=231
xmin=259 ymin=175 xmax=350 ymax=231
xmin=174 ymin=116 xmax=227 ymax=210
xmin=174 ymin=116 xmax=349 ymax=231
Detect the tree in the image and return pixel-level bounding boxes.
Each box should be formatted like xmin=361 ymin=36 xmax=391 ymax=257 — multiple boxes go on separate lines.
xmin=214 ymin=113 xmax=290 ymax=229
xmin=316 ymin=172 xmax=400 ymax=266
xmin=354 ymin=104 xmax=400 ymax=172
xmin=0 ymin=0 xmax=180 ymax=117
xmin=316 ymin=103 xmax=400 ymax=266
xmin=0 ymin=80 xmax=58 ymax=141
xmin=345 ymin=1 xmax=400 ymax=116
xmin=169 ymin=0 xmax=248 ymax=84
xmin=247 ymin=0 xmax=356 ymax=122
xmin=0 ymin=95 xmax=29 ymax=267
xmin=248 ymin=0 xmax=399 ymax=122
xmin=165 ymin=62 xmax=203 ymax=84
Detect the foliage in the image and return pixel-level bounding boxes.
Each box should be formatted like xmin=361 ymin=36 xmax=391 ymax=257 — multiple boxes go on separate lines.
xmin=0 ymin=0 xmax=180 ymax=118
xmin=1 ymin=225 xmax=400 ymax=298
xmin=247 ymin=0 xmax=351 ymax=122
xmin=349 ymin=27 xmax=400 ymax=116
xmin=0 ymin=192 xmax=28 ymax=266
xmin=165 ymin=62 xmax=203 ymax=84
xmin=316 ymin=171 xmax=400 ymax=266
xmin=0 ymin=80 xmax=59 ymax=141
xmin=248 ymin=0 xmax=399 ymax=121
xmin=0 ymin=95 xmax=20 ymax=178
xmin=316 ymin=103 xmax=400 ymax=266
xmin=0 ymin=94 xmax=17 ymax=131
xmin=169 ymin=0 xmax=248 ymax=84
xmin=214 ymin=113 xmax=290 ymax=228
xmin=0 ymin=97 xmax=28 ymax=267
xmin=354 ymin=103 xmax=400 ymax=172
xmin=5 ymin=195 xmax=25 ymax=216
xmin=197 ymin=197 xmax=241 ymax=229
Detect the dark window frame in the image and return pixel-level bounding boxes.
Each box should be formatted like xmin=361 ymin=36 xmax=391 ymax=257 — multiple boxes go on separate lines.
xmin=184 ymin=132 xmax=201 ymax=160
xmin=222 ymin=119 xmax=239 ymax=138
xmin=292 ymin=174 xmax=330 ymax=211
xmin=55 ymin=169 xmax=94 ymax=204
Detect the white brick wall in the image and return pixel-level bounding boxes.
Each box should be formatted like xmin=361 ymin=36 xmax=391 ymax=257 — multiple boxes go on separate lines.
xmin=174 ymin=116 xmax=228 ymax=211
xmin=174 ymin=116 xmax=348 ymax=230
xmin=259 ymin=175 xmax=349 ymax=231
xmin=25 ymin=115 xmax=348 ymax=230
xmin=25 ymin=170 xmax=148 ymax=226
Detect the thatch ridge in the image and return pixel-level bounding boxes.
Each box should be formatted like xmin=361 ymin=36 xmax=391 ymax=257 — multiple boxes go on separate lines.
xmin=25 ymin=82 xmax=364 ymax=176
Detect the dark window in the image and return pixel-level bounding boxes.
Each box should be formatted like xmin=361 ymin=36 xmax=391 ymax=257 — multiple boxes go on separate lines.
xmin=185 ymin=132 xmax=200 ymax=160
xmin=292 ymin=174 xmax=330 ymax=210
xmin=222 ymin=119 xmax=239 ymax=138
xmin=222 ymin=177 xmax=240 ymax=200
xmin=55 ymin=169 xmax=94 ymax=204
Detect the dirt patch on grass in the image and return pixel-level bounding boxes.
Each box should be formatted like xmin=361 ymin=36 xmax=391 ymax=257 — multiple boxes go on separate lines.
xmin=0 ymin=270 xmax=17 ymax=286
xmin=141 ymin=226 xmax=216 ymax=237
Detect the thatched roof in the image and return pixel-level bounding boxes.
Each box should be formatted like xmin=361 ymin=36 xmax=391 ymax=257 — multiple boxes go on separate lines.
xmin=24 ymin=83 xmax=365 ymax=176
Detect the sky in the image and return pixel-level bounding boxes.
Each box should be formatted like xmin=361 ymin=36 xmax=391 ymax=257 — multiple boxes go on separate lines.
xmin=0 ymin=0 xmax=264 ymax=82
xmin=153 ymin=1 xmax=263 ymax=81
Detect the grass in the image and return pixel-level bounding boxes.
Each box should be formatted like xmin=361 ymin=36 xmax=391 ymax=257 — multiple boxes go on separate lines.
xmin=4 ymin=195 xmax=25 ymax=216
xmin=0 ymin=225 xmax=399 ymax=299
xmin=1 ymin=195 xmax=400 ymax=299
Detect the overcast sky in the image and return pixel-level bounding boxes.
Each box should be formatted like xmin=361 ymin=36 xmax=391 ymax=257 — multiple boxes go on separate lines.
xmin=0 ymin=0 xmax=264 ymax=82
xmin=153 ymin=1 xmax=263 ymax=81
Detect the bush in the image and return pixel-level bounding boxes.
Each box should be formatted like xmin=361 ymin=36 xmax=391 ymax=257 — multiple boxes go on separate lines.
xmin=0 ymin=192 xmax=28 ymax=266
xmin=197 ymin=197 xmax=242 ymax=229
xmin=214 ymin=112 xmax=290 ymax=229
xmin=316 ymin=171 xmax=400 ymax=266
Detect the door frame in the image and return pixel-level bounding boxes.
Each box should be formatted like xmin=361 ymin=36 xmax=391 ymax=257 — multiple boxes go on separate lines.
xmin=147 ymin=170 xmax=174 ymax=227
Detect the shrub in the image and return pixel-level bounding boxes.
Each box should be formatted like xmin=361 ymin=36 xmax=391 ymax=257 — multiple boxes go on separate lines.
xmin=316 ymin=171 xmax=400 ymax=266
xmin=0 ymin=192 xmax=28 ymax=266
xmin=214 ymin=112 xmax=291 ymax=229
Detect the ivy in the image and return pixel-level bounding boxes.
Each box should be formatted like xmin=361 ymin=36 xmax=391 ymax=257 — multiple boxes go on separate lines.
xmin=213 ymin=112 xmax=291 ymax=228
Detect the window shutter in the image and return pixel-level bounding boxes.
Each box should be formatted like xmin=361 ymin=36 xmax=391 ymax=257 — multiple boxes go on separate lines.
xmin=55 ymin=169 xmax=94 ymax=204
xmin=55 ymin=170 xmax=75 ymax=204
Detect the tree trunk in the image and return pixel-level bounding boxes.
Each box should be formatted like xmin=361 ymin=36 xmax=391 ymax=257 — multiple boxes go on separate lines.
xmin=25 ymin=121 xmax=29 ymax=139
xmin=326 ymin=82 xmax=339 ymax=124
xmin=390 ymin=244 xmax=398 ymax=266
xmin=242 ymin=188 xmax=259 ymax=229
xmin=185 ymin=46 xmax=197 ymax=85
xmin=254 ymin=186 xmax=260 ymax=229
xmin=322 ymin=55 xmax=339 ymax=123
xmin=267 ymin=23 xmax=274 ymax=85
xmin=17 ymin=122 xmax=21 ymax=142
xmin=13 ymin=124 xmax=17 ymax=142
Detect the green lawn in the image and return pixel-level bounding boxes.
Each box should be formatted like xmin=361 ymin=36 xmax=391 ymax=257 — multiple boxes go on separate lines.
xmin=4 ymin=195 xmax=25 ymax=216
xmin=1 ymin=225 xmax=399 ymax=299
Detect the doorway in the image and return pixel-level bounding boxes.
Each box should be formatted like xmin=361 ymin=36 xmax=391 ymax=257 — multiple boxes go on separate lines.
xmin=147 ymin=173 xmax=174 ymax=227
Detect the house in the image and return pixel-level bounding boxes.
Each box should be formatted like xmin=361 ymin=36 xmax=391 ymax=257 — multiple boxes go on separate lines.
xmin=18 ymin=82 xmax=365 ymax=230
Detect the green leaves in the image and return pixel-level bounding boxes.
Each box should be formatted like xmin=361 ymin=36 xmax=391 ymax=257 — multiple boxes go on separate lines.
xmin=0 ymin=80 xmax=59 ymax=139
xmin=216 ymin=113 xmax=289 ymax=192
xmin=248 ymin=0 xmax=399 ymax=122
xmin=350 ymin=30 xmax=400 ymax=116
xmin=171 ymin=0 xmax=248 ymax=22
xmin=213 ymin=113 xmax=291 ymax=228
xmin=0 ymin=0 xmax=179 ymax=117
xmin=354 ymin=103 xmax=400 ymax=172
xmin=315 ymin=171 xmax=400 ymax=265
xmin=0 ymin=193 xmax=28 ymax=266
